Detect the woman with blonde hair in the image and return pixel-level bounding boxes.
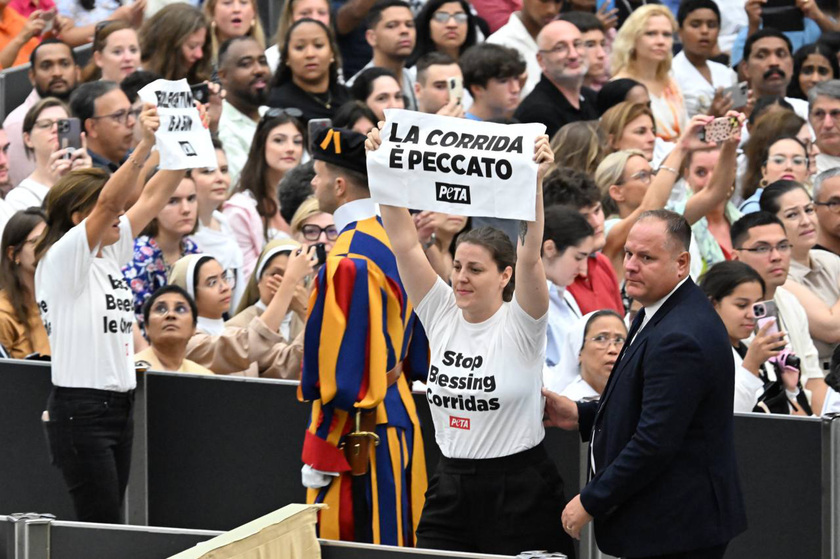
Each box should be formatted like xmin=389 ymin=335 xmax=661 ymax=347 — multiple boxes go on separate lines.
xmin=203 ymin=0 xmax=266 ymax=63
xmin=599 ymin=101 xmax=657 ymax=162
xmin=139 ymin=3 xmax=212 ymax=84
xmin=611 ymin=5 xmax=687 ymax=144
xmin=289 ymin=196 xmax=337 ymax=254
xmin=550 ymin=121 xmax=606 ymax=176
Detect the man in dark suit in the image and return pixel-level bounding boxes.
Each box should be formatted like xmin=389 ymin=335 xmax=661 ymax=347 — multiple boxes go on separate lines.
xmin=544 ymin=210 xmax=747 ymax=559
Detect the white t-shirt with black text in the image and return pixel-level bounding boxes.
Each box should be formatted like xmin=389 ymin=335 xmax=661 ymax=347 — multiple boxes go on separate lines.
xmin=415 ymin=277 xmax=547 ymax=459
xmin=35 ymin=215 xmax=136 ymax=391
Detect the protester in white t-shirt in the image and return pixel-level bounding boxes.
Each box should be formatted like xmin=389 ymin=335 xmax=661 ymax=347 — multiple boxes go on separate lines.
xmin=559 ymin=310 xmax=627 ymax=402
xmin=35 ymin=105 xmax=186 ymax=523
xmin=366 ymin=127 xmax=575 ymax=556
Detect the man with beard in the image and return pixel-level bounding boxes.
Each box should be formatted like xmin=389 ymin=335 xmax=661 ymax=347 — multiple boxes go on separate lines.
xmin=4 ymin=39 xmax=78 ymax=186
xmin=513 ymin=20 xmax=598 ymax=139
xmin=741 ymin=29 xmax=809 ymax=120
xmin=217 ymin=36 xmax=271 ymax=186
xmin=69 ymin=81 xmax=136 ymax=173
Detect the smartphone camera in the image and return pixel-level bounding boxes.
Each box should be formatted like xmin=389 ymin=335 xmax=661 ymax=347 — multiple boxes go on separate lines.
xmin=754 ymin=303 xmax=766 ymax=317
xmin=57 ymin=120 xmax=70 ymax=134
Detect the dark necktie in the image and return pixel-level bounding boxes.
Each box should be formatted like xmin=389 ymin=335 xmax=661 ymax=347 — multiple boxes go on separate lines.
xmin=624 ymin=308 xmax=646 ymax=350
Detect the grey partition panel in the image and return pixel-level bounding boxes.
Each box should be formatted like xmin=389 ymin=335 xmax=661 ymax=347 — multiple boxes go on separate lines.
xmin=0 ymin=64 xmax=31 ymax=122
xmin=145 ymin=373 xmax=310 ymax=531
xmin=73 ymin=44 xmax=93 ymax=69
xmin=0 ymin=360 xmax=75 ymax=520
xmin=0 ymin=516 xmax=10 ymax=559
xmin=726 ymin=414 xmax=822 ymax=558
xmin=321 ymin=539 xmax=515 ymax=558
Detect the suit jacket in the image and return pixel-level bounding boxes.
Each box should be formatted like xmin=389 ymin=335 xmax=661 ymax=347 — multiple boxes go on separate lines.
xmin=577 ymin=279 xmax=747 ymax=557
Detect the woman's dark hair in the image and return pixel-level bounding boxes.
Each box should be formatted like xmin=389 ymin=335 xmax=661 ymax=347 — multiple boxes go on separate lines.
xmin=0 ymin=208 xmax=46 ymax=335
xmin=743 ymin=114 xmax=805 ymax=200
xmin=139 ymin=3 xmax=212 ymax=83
xmin=278 ymin=160 xmax=315 ymax=223
xmin=454 ymin=226 xmax=515 ymax=302
xmin=82 ymin=20 xmax=137 ymax=82
xmin=582 ymin=309 xmax=626 ymax=345
xmin=350 ymin=67 xmax=401 ymax=103
xmin=272 ymin=18 xmax=341 ymax=89
xmin=788 ymin=43 xmax=839 ymax=100
xmin=406 ymin=0 xmax=478 ymax=67
xmin=332 ymin=100 xmax=378 ymax=132
xmin=699 ymin=260 xmax=766 ymax=303
xmin=142 ymin=284 xmax=198 ymax=328
xmin=759 ymin=179 xmax=810 ymax=214
xmin=22 ymin=97 xmax=69 ymax=159
xmin=543 ymin=205 xmax=595 ymax=255
xmin=747 ymin=95 xmax=793 ymax=126
xmin=596 ymin=78 xmax=644 ymax=116
xmin=236 ymin=111 xmax=306 ymax=240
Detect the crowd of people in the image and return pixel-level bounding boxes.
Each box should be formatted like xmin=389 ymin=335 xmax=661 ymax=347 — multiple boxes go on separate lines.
xmin=2 ymin=0 xmax=840 ymax=555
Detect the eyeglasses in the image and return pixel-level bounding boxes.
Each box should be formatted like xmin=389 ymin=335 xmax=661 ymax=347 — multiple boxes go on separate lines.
xmin=815 ymin=198 xmax=840 ymax=213
xmin=261 ymin=107 xmax=303 ymax=123
xmin=199 ymin=269 xmax=236 ymax=290
xmin=734 ymin=241 xmax=792 ymax=256
xmin=151 ymin=301 xmax=192 ymax=318
xmin=301 ymin=223 xmax=338 ymax=241
xmin=431 ymin=11 xmax=468 ymax=24
xmin=90 ymin=107 xmax=141 ymax=125
xmin=586 ymin=334 xmax=627 ymax=348
xmin=33 ymin=118 xmax=60 ymax=130
xmin=620 ymin=169 xmax=653 ymax=185
xmin=538 ymin=40 xmax=584 ymax=57
xmin=766 ymin=155 xmax=808 ymax=167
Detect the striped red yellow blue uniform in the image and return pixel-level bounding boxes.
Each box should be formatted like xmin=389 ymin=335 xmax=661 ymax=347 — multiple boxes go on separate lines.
xmin=299 ymin=215 xmax=429 ymax=547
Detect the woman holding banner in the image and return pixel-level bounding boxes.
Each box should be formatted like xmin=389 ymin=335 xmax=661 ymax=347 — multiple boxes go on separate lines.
xmin=366 ymin=127 xmax=575 ymax=557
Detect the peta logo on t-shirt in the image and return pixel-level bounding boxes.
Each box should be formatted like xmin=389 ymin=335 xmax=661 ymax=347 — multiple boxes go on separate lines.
xmin=449 ymin=416 xmax=470 ymax=430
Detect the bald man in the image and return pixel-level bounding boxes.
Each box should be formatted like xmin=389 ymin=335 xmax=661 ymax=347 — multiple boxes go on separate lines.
xmin=513 ymin=20 xmax=597 ymax=138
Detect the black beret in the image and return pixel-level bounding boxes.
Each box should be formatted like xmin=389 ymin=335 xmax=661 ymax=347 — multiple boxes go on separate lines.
xmin=311 ymin=127 xmax=368 ymax=176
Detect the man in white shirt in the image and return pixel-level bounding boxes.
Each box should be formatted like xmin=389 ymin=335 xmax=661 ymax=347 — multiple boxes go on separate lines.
xmin=673 ymin=0 xmax=739 ymax=118
xmin=731 ymin=211 xmax=829 ymax=413
xmin=808 ymin=80 xmax=840 ymax=174
xmin=487 ymin=0 xmax=563 ymax=98
xmin=347 ymin=0 xmax=417 ymax=110
xmin=813 ymin=168 xmax=840 ymax=256
xmin=217 ymin=36 xmax=271 ymax=187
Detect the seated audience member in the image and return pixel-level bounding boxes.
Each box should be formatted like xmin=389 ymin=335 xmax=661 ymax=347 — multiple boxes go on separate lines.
xmin=740 ymin=136 xmax=811 ymax=213
xmin=0 ymin=208 xmax=49 ymax=358
xmin=80 ymin=20 xmax=140 ymax=83
xmin=611 ymin=5 xmax=687 ymax=143
xmin=288 ymin=196 xmax=337 ymax=254
xmin=123 ymin=174 xmax=200 ymax=331
xmin=760 ymin=181 xmax=840 ymax=370
xmin=139 ymin=4 xmax=213 ymax=83
xmin=514 ymin=20 xmax=598 ymax=139
xmin=277 ymin=160 xmax=316 ymax=224
xmin=349 ymin=67 xmax=405 ymax=121
xmin=550 ymin=120 xmax=606 ymax=176
xmin=413 ymin=51 xmax=465 ymax=116
xmin=405 ymin=0 xmax=478 ymax=67
xmin=203 ymin=0 xmax=266 ymax=64
xmin=673 ymin=0 xmax=739 ymax=118
xmin=595 ymin=77 xmax=650 ymax=116
xmin=228 ymin=239 xmax=308 ymax=341
xmin=788 ymin=43 xmax=838 ymax=101
xmin=69 ymin=81 xmax=136 ymax=172
xmin=4 ymin=39 xmax=78 ymax=186
xmin=809 ymin=80 xmax=840 ymax=174
xmin=700 ymin=260 xmax=783 ymax=412
xmin=730 ymin=0 xmax=837 ymax=68
xmin=0 ymin=129 xmax=13 ymax=234
xmin=731 ymin=211 xmax=828 ymax=413
xmin=488 ymin=0 xmax=564 ymax=98
xmin=169 ymin=253 xmax=311 ymax=378
xmin=265 ymin=0 xmax=332 ymax=72
xmin=599 ymin=101 xmax=656 ymax=161
xmin=217 ymin=36 xmax=272 ymax=185
xmin=814 ymin=168 xmax=840 ymax=256
xmin=267 ymin=19 xmax=351 ymax=123
xmin=740 ymin=29 xmax=809 ymax=120
xmin=223 ymin=109 xmax=305 ymax=278
xmin=412 ymin=208 xmax=468 ymax=281
xmin=348 ymin=0 xmax=416 ymax=109
xmin=558 ymin=11 xmax=608 ymax=92
xmin=7 ymin=97 xmax=91 ymax=211
xmin=192 ymin=138 xmax=245 ymax=311
xmin=559 ymin=310 xmax=627 ymax=401
xmin=541 ymin=205 xmax=596 ymax=393
xmin=332 ymin=100 xmax=378 ymax=134
xmin=542 ymin=167 xmax=623 ymax=315
xmin=460 ymin=43 xmax=525 ymax=121
xmin=134 ymin=285 xmax=214 ymax=375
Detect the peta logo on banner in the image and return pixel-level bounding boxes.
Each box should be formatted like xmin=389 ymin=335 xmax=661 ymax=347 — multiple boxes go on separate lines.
xmin=435 ymin=182 xmax=471 ymax=204
xmin=449 ymin=416 xmax=470 ymax=430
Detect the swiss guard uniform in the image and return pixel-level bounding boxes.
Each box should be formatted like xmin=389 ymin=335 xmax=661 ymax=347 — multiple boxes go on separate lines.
xmin=299 ymin=128 xmax=429 ymax=546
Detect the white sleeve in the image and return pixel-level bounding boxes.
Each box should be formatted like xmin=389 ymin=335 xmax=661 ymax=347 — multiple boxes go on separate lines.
xmin=40 ymin=220 xmax=97 ymax=297
xmin=102 ymin=215 xmax=134 ymax=267
xmin=414 ymin=277 xmax=456 ymax=340
xmin=507 ymin=295 xmax=548 ymax=355
xmin=734 ymin=366 xmax=764 ymax=413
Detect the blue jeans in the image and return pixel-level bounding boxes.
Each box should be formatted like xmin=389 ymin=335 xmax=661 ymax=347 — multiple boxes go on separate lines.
xmin=44 ymin=387 xmax=134 ymax=523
